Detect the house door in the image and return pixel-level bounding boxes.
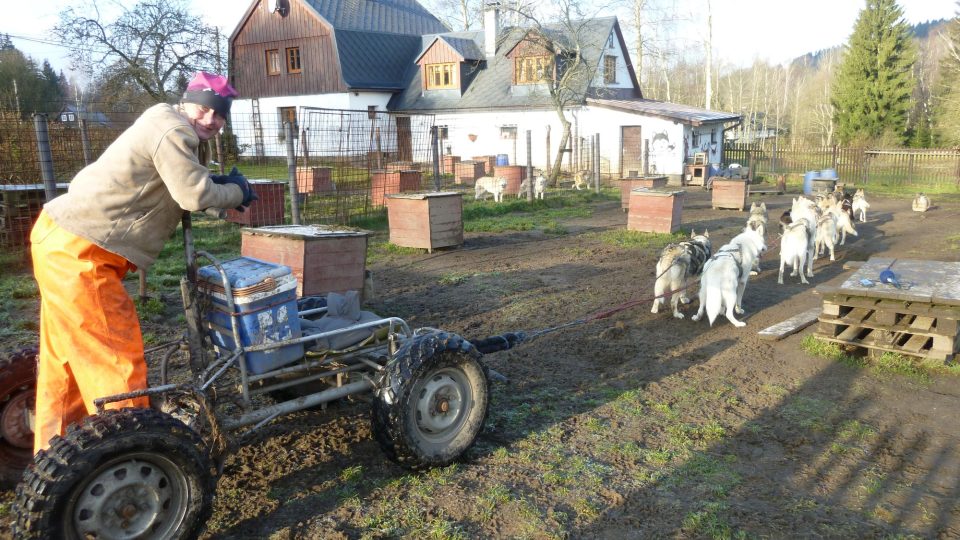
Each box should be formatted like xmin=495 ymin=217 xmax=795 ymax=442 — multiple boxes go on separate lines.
xmin=396 ymin=116 xmax=412 ymax=161
xmin=620 ymin=126 xmax=643 ymax=177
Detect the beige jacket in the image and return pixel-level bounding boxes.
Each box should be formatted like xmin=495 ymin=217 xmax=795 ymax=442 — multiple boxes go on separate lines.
xmin=44 ymin=104 xmax=243 ymax=270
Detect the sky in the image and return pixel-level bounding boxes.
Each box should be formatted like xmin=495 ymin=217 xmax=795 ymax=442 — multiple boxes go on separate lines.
xmin=2 ymin=0 xmax=957 ymax=83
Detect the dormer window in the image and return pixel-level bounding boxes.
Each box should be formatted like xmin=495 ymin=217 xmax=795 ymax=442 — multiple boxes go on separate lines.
xmin=425 ymin=63 xmax=456 ymax=89
xmin=515 ymin=56 xmax=552 ymax=84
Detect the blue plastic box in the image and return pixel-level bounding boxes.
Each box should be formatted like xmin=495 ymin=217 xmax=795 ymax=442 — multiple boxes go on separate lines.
xmin=197 ymin=256 xmax=304 ymax=375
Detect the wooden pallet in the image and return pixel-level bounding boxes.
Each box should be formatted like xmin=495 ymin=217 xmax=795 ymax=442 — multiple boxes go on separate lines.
xmin=817 ymin=293 xmax=960 ymax=361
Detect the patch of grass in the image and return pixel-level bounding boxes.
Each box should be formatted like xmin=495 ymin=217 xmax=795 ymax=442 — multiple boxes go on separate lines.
xmin=588 ymin=229 xmax=683 ymax=250
xmin=437 ymin=271 xmax=501 ymax=286
xmin=367 ymin=241 xmax=423 ymax=263
xmin=780 ymin=395 xmax=835 ymax=432
xmin=671 ymin=452 xmax=742 ymax=498
xmin=681 ymin=502 xmax=744 ymax=539
xmin=476 ymin=484 xmax=512 ymax=522
xmin=872 ymin=352 xmax=930 ymax=383
xmin=803 ymin=335 xmax=958 ymax=381
xmin=135 ymin=297 xmax=166 ymax=318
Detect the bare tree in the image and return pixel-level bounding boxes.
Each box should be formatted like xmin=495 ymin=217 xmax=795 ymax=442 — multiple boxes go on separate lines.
xmin=55 ymin=0 xmax=223 ymax=101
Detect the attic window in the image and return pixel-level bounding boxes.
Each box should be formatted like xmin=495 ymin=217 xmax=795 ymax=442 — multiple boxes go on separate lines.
xmin=604 ymin=55 xmax=617 ymax=84
xmin=286 ymin=47 xmax=302 ymax=74
xmin=515 ymin=56 xmax=551 ymax=84
xmin=266 ymin=49 xmax=281 ymax=75
xmin=425 ymin=63 xmax=456 ymax=90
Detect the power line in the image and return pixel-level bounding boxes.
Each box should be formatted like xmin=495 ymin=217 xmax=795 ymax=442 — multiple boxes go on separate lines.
xmin=3 ymin=32 xmax=113 ymax=54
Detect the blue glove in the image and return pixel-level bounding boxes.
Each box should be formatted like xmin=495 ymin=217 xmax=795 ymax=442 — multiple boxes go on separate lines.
xmin=211 ymin=166 xmax=258 ymax=212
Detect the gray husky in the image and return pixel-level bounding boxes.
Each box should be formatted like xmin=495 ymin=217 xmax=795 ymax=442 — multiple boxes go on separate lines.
xmin=651 ymin=230 xmax=712 ymax=319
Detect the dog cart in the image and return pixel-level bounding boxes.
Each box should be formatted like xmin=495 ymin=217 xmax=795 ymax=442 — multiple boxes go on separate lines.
xmin=12 ymin=211 xmax=512 ymax=538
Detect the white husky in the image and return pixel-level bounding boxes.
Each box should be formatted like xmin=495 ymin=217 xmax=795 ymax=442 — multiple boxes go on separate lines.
xmin=779 ymin=219 xmax=812 ymax=284
xmin=691 ymin=227 xmax=767 ymax=327
xmin=475 ymin=176 xmax=508 ymax=202
xmin=518 ymin=174 xmax=548 ymax=200
xmin=828 ymin=205 xmax=858 ymax=244
xmin=746 ymin=202 xmax=768 ymax=274
xmin=814 ymin=214 xmax=837 ymax=262
xmin=852 ymin=189 xmax=870 ymax=222
xmin=912 ymin=193 xmax=931 ymax=213
xmin=790 ymin=196 xmax=819 ymax=279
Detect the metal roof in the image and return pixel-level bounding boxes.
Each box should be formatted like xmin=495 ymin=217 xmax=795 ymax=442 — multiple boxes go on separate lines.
xmin=303 ymin=0 xmax=448 ymax=35
xmin=336 ymin=30 xmax=422 ymax=89
xmin=587 ymin=98 xmax=742 ymax=126
xmin=391 ymin=18 xmax=637 ymax=112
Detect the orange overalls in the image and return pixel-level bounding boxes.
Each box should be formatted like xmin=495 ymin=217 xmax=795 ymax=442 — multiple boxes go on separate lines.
xmin=31 ymin=211 xmax=149 ymax=453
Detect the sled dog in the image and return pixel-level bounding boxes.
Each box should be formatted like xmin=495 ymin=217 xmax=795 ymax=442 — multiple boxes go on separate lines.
xmin=651 ymin=230 xmax=712 ymax=319
xmin=475 ymin=176 xmax=508 ymax=202
xmin=912 ymin=193 xmax=931 ymax=213
xmin=814 ymin=214 xmax=837 ymax=262
xmin=691 ymin=227 xmax=766 ymax=327
xmin=572 ymin=170 xmax=592 ymax=190
xmin=828 ymin=205 xmax=858 ymax=245
xmin=520 ymin=174 xmax=548 ymax=200
xmin=790 ymin=196 xmax=819 ymax=279
xmin=852 ymin=189 xmax=870 ymax=222
xmin=746 ymin=202 xmax=768 ymax=274
xmin=779 ymin=219 xmax=812 ymax=284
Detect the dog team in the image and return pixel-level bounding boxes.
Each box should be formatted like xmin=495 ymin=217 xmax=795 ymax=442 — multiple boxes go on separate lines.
xmin=651 ymin=185 xmax=886 ymax=327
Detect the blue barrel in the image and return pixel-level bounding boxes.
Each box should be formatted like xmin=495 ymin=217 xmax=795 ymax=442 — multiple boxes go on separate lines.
xmin=820 ymin=168 xmax=838 ymax=180
xmin=495 ymin=154 xmax=509 ymax=166
xmin=803 ymin=170 xmax=818 ymax=195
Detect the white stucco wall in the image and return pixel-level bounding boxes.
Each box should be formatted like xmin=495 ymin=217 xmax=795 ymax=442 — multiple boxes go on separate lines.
xmin=230 ymin=92 xmax=395 ymax=157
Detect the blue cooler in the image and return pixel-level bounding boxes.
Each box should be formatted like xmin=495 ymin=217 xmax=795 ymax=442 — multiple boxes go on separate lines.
xmin=197 ymin=256 xmax=304 ymax=374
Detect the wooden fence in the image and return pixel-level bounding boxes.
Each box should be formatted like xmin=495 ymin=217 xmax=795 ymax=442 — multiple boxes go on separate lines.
xmin=724 ymin=142 xmax=960 ymax=188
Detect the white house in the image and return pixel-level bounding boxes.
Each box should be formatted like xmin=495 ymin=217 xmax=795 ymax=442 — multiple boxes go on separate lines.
xmin=228 ymin=0 xmax=741 ymax=184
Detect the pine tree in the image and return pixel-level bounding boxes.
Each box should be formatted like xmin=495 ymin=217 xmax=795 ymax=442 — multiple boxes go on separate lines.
xmin=832 ymin=0 xmax=917 ymax=145
xmin=932 ymin=2 xmax=960 ymax=145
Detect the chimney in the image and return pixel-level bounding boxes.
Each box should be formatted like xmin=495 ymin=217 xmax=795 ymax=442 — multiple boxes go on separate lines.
xmin=484 ymin=2 xmax=500 ymax=58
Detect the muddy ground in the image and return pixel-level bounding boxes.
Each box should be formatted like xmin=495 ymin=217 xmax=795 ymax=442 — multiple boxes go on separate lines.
xmin=5 ymin=188 xmax=960 ymax=538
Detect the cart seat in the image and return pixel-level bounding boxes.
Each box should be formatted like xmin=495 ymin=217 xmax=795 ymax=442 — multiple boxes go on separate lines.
xmin=298 ymin=290 xmax=388 ymax=351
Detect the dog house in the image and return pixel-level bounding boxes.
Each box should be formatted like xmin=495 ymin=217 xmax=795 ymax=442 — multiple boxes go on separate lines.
xmin=619 ymin=176 xmax=668 ymax=211
xmin=240 ymin=224 xmax=370 ymax=297
xmin=472 ymin=156 xmax=496 ymax=175
xmin=455 ymin=161 xmax=485 ymax=186
xmin=386 ymin=192 xmax=463 ymax=252
xmin=711 ymin=178 xmax=749 ymax=211
xmin=442 ymin=155 xmax=461 ymax=175
xmin=296 ymin=167 xmax=335 ymax=194
xmin=628 ymin=188 xmax=684 ymax=234
xmin=493 ymin=165 xmax=526 ymax=196
xmin=226 ymin=180 xmax=285 ymax=227
xmin=370 ymin=170 xmax=422 ymax=207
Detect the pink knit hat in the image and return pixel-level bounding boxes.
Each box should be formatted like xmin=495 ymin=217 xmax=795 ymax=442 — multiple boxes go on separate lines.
xmin=182 ymin=72 xmax=239 ymax=117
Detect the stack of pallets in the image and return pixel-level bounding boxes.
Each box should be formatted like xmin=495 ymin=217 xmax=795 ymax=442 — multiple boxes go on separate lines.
xmin=816 ymin=258 xmax=960 ymax=362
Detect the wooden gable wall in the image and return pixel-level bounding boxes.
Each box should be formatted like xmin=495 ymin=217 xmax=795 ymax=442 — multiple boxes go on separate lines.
xmin=230 ymin=0 xmax=346 ymax=99
xmin=417 ymin=40 xmax=464 ymax=91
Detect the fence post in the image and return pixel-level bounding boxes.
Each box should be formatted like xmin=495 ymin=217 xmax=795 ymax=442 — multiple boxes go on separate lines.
xmin=431 ymin=125 xmax=441 ymax=191
xmin=594 ymin=133 xmax=600 ymax=194
xmin=545 ymin=125 xmax=551 ymax=178
xmin=525 ymin=130 xmax=533 ymax=201
xmin=771 ymin=137 xmax=778 ymax=175
xmin=832 ymin=144 xmax=838 ymax=171
xmin=284 ymin=121 xmax=301 ymax=225
xmin=214 ymin=133 xmax=225 ymax=174
xmin=32 ymin=113 xmax=58 ymax=202
xmin=375 ymin=127 xmax=383 ymax=170
xmin=643 ymin=139 xmax=650 ymax=175
xmin=79 ymin=118 xmax=92 ymax=166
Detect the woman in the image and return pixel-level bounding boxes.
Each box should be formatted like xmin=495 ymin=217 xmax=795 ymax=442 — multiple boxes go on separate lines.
xmin=30 ymin=72 xmax=255 ymax=453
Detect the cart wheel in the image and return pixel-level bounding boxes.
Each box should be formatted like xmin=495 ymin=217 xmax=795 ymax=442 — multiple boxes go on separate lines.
xmin=371 ymin=333 xmax=488 ymax=470
xmin=0 ymin=348 xmax=37 ymax=487
xmin=13 ymin=408 xmax=214 ymax=540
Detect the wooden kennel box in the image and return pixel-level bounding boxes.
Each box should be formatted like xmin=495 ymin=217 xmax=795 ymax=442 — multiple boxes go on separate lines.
xmin=295 ymin=167 xmax=334 ymax=194
xmin=442 ymin=155 xmax=461 ymax=175
xmin=493 ymin=165 xmax=527 ymax=196
xmin=472 ymin=155 xmax=496 ymax=175
xmin=241 ymin=224 xmax=370 ymax=297
xmin=386 ymin=192 xmax=463 ymax=252
xmin=226 ymin=180 xmax=285 ymax=227
xmin=816 ymin=258 xmax=960 ymax=362
xmin=628 ymin=188 xmax=684 ymax=234
xmin=370 ymin=170 xmax=422 ymax=207
xmin=619 ymin=176 xmax=668 ymax=211
xmin=454 ymin=161 xmax=485 ymax=185
xmin=711 ymin=178 xmax=748 ymax=211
